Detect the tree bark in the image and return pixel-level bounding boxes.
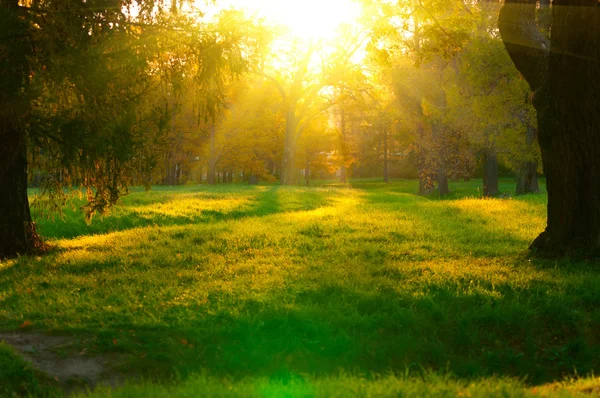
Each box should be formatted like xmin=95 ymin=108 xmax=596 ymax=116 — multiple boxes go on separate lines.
xmin=438 ymin=168 xmax=449 ymax=195
xmin=500 ymin=0 xmax=600 ymax=253
xmin=516 ymin=124 xmax=540 ymax=194
xmin=483 ymin=150 xmax=499 ymax=197
xmin=0 ymin=120 xmax=36 ymax=258
xmin=0 ymin=0 xmax=41 ymax=258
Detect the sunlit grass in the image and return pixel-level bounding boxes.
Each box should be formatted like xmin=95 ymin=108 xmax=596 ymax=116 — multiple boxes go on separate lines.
xmin=2 ymin=178 xmax=599 ymax=396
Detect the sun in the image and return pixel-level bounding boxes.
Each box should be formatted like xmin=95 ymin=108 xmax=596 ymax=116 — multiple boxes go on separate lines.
xmin=223 ymin=0 xmax=362 ymax=41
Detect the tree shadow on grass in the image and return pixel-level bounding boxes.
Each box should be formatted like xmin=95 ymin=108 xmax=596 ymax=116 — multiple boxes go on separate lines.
xmin=14 ymin=268 xmax=597 ymax=388
xmin=35 ymin=186 xmax=336 ymax=240
xmin=360 ymin=189 xmax=543 ymax=259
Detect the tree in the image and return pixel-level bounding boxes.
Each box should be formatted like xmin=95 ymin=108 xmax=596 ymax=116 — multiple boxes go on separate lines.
xmin=0 ymin=1 xmax=254 ymax=258
xmin=499 ymin=0 xmax=600 ymax=254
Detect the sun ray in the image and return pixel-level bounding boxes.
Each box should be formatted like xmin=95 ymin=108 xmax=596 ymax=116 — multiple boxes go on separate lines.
xmin=216 ymin=0 xmax=362 ymax=41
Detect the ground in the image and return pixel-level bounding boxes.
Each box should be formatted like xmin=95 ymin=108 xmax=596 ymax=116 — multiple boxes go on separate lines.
xmin=0 ymin=178 xmax=599 ymax=397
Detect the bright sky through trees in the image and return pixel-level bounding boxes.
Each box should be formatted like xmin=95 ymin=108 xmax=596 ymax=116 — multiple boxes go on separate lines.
xmin=214 ymin=0 xmax=362 ymax=41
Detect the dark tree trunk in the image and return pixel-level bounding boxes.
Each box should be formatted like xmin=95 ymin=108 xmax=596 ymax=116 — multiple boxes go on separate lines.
xmin=228 ymin=169 xmax=233 ymax=183
xmin=500 ymin=0 xmax=600 ymax=253
xmin=438 ymin=169 xmax=449 ymax=195
xmin=516 ymin=124 xmax=540 ymax=194
xmin=516 ymin=162 xmax=539 ymax=195
xmin=483 ymin=150 xmax=499 ymax=197
xmin=0 ymin=122 xmax=36 ymax=258
xmin=0 ymin=0 xmax=41 ymax=258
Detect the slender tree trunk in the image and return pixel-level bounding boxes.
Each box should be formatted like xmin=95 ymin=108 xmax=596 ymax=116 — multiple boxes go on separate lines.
xmin=416 ymin=124 xmax=434 ymax=195
xmin=483 ymin=150 xmax=499 ymax=197
xmin=281 ymin=109 xmax=298 ymax=185
xmin=207 ymin=124 xmax=216 ymax=185
xmin=383 ymin=127 xmax=389 ymax=183
xmin=305 ymin=152 xmax=310 ymax=186
xmin=500 ymin=0 xmax=600 ymax=253
xmin=339 ymin=105 xmax=348 ymax=184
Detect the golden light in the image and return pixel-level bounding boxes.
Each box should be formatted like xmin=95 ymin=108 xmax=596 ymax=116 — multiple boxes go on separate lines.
xmin=221 ymin=0 xmax=362 ymax=41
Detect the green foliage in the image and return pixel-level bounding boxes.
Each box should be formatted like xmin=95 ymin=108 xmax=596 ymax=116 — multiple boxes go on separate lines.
xmin=16 ymin=1 xmax=260 ymax=220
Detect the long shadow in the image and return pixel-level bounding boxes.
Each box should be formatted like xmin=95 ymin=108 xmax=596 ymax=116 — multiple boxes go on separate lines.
xmin=359 ymin=189 xmax=542 ymax=258
xmin=35 ymin=186 xmax=335 ymax=240
xmin=9 ymin=268 xmax=598 ymax=386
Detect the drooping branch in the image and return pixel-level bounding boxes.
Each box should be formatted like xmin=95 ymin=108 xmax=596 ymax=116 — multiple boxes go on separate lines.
xmin=498 ymin=0 xmax=549 ymax=92
xmin=254 ymin=70 xmax=287 ymax=103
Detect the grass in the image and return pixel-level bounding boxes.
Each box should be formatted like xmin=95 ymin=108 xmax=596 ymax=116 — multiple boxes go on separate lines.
xmin=1 ymin=178 xmax=599 ymax=396
xmin=0 ymin=342 xmax=58 ymax=397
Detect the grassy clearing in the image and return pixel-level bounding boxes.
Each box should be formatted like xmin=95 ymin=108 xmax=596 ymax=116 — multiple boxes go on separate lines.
xmin=1 ymin=178 xmax=599 ymax=396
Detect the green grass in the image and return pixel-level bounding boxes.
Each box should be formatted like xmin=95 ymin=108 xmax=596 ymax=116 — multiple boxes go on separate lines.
xmin=0 ymin=343 xmax=59 ymax=397
xmin=2 ymin=178 xmax=599 ymax=396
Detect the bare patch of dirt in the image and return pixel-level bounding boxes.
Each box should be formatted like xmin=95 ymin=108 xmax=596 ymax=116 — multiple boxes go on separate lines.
xmin=0 ymin=332 xmax=131 ymax=395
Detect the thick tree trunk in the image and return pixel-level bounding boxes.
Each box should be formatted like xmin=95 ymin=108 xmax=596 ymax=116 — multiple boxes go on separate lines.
xmin=483 ymin=150 xmax=499 ymax=197
xmin=438 ymin=168 xmax=449 ymax=195
xmin=500 ymin=1 xmax=600 ymax=253
xmin=533 ymin=4 xmax=600 ymax=252
xmin=0 ymin=123 xmax=36 ymax=258
xmin=0 ymin=0 xmax=41 ymax=258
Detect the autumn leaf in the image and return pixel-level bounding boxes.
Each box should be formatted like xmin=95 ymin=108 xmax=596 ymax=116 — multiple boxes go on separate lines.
xmin=19 ymin=320 xmax=32 ymax=329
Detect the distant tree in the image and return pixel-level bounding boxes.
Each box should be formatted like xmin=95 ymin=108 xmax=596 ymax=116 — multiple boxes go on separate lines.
xmin=499 ymin=0 xmax=600 ymax=254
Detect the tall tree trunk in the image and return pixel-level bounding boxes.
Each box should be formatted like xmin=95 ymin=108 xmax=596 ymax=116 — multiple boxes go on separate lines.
xmin=207 ymin=124 xmax=216 ymax=185
xmin=416 ymin=124 xmax=434 ymax=195
xmin=0 ymin=121 xmax=35 ymax=258
xmin=281 ymin=109 xmax=298 ymax=185
xmin=0 ymin=0 xmax=40 ymax=258
xmin=438 ymin=168 xmax=449 ymax=195
xmin=500 ymin=0 xmax=600 ymax=253
xmin=339 ymin=105 xmax=348 ymax=184
xmin=305 ymin=152 xmax=310 ymax=186
xmin=483 ymin=150 xmax=499 ymax=197
xmin=383 ymin=127 xmax=389 ymax=183
xmin=516 ymin=124 xmax=540 ymax=194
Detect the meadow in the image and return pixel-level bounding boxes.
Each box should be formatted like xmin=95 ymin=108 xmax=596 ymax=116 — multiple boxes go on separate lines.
xmin=1 ymin=179 xmax=599 ymax=397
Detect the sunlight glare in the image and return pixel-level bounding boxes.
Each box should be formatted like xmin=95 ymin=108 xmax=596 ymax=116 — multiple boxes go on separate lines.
xmin=222 ymin=0 xmax=361 ymax=41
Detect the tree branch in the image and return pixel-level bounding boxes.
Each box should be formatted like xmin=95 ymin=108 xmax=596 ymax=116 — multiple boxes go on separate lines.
xmin=498 ymin=0 xmax=549 ymax=92
xmin=253 ymin=70 xmax=287 ymax=103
